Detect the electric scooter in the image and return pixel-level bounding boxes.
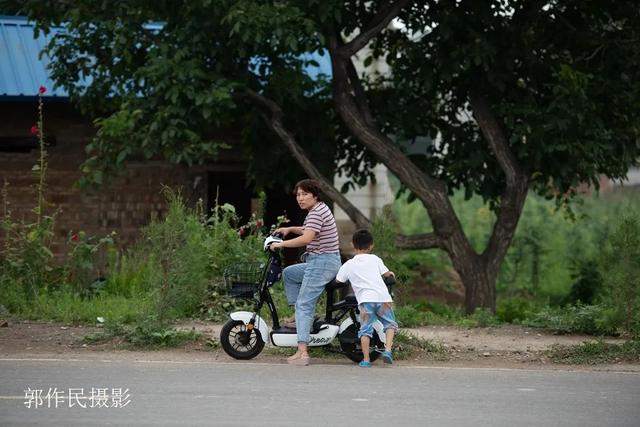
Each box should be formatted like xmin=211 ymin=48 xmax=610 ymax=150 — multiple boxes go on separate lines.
xmin=219 ymin=234 xmax=394 ymax=363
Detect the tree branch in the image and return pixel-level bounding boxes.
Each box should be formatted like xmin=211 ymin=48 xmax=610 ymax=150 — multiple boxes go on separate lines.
xmin=242 ymin=89 xmax=372 ymax=230
xmin=242 ymin=89 xmax=445 ymax=251
xmin=346 ymin=57 xmax=376 ymax=128
xmin=329 ymin=33 xmax=472 ymax=253
xmin=469 ymin=93 xmax=529 ymax=275
xmin=469 ymin=93 xmax=523 ymax=186
xmin=337 ymin=0 xmax=413 ymax=58
xmin=395 ymin=232 xmax=444 ymax=250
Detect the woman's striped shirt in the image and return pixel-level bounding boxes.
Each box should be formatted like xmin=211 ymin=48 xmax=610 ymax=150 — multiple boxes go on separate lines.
xmin=303 ymin=201 xmax=340 ymax=254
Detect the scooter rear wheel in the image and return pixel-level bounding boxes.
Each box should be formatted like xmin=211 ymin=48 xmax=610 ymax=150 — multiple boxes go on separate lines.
xmin=220 ymin=319 xmax=265 ymax=360
xmin=338 ymin=323 xmax=383 ymax=363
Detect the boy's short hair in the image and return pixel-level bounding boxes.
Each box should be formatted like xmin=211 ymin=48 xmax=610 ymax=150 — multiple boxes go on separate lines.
xmin=293 ymin=179 xmax=322 ymax=199
xmin=352 ymin=229 xmax=374 ymax=250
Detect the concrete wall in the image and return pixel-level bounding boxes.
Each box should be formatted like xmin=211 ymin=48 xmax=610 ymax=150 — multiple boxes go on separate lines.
xmin=333 ymin=164 xmax=394 ymax=253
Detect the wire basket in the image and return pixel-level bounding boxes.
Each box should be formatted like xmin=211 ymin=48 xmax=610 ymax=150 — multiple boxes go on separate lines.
xmin=224 ymin=262 xmax=265 ymax=298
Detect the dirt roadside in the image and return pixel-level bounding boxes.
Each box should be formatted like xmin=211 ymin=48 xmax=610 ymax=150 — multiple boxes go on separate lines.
xmin=1 ymin=320 xmax=637 ymax=372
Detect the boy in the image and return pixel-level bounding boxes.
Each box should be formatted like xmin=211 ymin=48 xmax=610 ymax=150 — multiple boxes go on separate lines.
xmin=335 ymin=229 xmax=398 ymax=367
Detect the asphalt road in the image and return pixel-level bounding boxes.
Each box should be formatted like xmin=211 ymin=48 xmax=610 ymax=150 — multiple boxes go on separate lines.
xmin=1 ymin=357 xmax=639 ymax=426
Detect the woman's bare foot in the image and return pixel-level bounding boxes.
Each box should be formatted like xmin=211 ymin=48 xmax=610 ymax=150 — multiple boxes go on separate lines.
xmin=286 ymin=351 xmax=310 ymax=365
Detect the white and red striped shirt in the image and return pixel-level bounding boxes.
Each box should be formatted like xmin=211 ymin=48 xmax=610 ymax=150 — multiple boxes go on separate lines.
xmin=303 ymin=202 xmax=339 ymax=254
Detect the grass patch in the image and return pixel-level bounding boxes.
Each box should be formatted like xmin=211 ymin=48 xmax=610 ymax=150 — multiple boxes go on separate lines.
xmin=83 ymin=319 xmax=202 ymax=349
xmin=393 ymin=331 xmax=448 ymax=361
xmin=1 ymin=283 xmax=149 ymax=325
xmin=525 ymin=304 xmax=618 ymax=336
xmin=546 ymin=340 xmax=640 ymax=364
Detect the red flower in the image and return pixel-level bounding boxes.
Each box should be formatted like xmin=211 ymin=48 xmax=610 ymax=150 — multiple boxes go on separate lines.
xmin=71 ymin=234 xmax=79 ymax=242
xmin=256 ymin=220 xmax=263 ymax=228
xmin=38 ymin=85 xmax=47 ymax=95
xmin=30 ymin=125 xmax=39 ymax=136
xmin=238 ymin=227 xmax=246 ymax=237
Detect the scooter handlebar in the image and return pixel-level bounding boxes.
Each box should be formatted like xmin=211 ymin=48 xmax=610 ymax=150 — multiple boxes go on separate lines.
xmin=383 ymin=275 xmax=396 ymax=287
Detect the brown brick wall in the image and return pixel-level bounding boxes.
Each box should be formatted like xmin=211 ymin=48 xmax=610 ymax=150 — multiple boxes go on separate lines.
xmin=0 ymin=102 xmax=247 ymax=258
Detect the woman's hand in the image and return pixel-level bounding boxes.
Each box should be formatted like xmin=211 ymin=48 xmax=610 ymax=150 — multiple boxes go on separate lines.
xmin=269 ymin=241 xmax=285 ymax=251
xmin=274 ymin=227 xmax=290 ymax=237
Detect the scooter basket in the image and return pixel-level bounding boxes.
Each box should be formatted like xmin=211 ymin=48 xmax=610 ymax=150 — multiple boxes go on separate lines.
xmin=224 ymin=262 xmax=264 ymax=298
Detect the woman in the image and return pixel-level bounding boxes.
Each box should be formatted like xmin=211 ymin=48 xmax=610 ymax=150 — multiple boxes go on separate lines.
xmin=270 ymin=179 xmax=341 ymax=366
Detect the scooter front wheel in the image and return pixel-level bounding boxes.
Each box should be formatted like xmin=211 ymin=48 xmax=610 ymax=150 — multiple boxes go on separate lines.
xmin=220 ymin=319 xmax=265 ymax=360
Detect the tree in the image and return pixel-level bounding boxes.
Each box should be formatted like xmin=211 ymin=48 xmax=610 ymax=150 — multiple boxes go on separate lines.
xmin=14 ymin=0 xmax=640 ymax=312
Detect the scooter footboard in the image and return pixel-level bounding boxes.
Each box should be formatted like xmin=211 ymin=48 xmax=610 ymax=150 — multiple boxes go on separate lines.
xmin=229 ymin=311 xmax=270 ymax=345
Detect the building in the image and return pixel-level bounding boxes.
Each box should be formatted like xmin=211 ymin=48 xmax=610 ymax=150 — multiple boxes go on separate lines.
xmin=0 ymin=16 xmax=254 ymax=257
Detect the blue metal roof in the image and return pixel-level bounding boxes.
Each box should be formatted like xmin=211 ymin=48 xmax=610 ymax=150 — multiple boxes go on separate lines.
xmin=0 ymin=15 xmax=331 ymax=100
xmin=0 ymin=16 xmax=67 ymax=98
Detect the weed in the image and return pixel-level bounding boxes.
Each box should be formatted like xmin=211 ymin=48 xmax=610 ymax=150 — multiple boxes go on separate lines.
xmin=393 ymin=331 xmax=448 ymax=361
xmin=547 ymin=339 xmax=640 ymax=364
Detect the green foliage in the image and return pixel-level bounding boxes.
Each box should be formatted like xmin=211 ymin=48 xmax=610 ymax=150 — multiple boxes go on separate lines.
xmin=392 ymin=183 xmax=640 ymax=302
xmin=496 ymin=297 xmax=536 ymax=323
xmin=0 ymin=283 xmax=146 ymax=324
xmin=65 ymin=231 xmax=116 ymax=296
xmin=600 ymin=212 xmax=640 ymax=338
xmin=562 ymin=259 xmax=602 ymax=306
xmin=103 ymin=188 xmax=265 ymax=324
xmin=0 ymin=213 xmax=58 ymax=300
xmin=378 ymin=1 xmax=640 ymax=205
xmin=526 ymin=304 xmax=618 ymax=336
xmin=457 ymin=308 xmax=500 ymax=328
xmin=393 ymin=331 xmax=448 ymax=361
xmin=547 ymin=339 xmax=640 ymax=365
xmin=0 ymin=92 xmax=59 ymax=300
xmin=370 ymin=206 xmax=411 ymax=284
xmin=84 ymin=317 xmax=201 ymax=348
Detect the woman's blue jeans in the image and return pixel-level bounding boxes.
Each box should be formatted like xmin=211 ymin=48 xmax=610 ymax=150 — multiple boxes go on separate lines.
xmin=282 ymin=252 xmax=341 ymax=344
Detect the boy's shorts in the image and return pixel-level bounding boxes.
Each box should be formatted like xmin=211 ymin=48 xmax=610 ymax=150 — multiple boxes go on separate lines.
xmin=358 ymin=302 xmax=399 ymax=339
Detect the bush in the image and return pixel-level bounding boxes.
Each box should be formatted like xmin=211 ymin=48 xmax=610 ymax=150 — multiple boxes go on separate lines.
xmin=562 ymin=258 xmax=602 ymax=306
xmin=547 ymin=339 xmax=640 ymax=365
xmin=600 ymin=212 xmax=640 ymax=338
xmin=101 ymin=188 xmax=266 ymax=327
xmin=84 ymin=316 xmax=201 ymax=348
xmin=457 ymin=308 xmax=500 ymax=327
xmin=496 ymin=297 xmax=536 ymax=323
xmin=393 ymin=331 xmax=448 ymax=361
xmin=526 ymin=304 xmax=618 ymax=336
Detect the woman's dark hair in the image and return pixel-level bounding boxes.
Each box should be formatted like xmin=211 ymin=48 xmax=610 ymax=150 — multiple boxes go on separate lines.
xmin=293 ymin=179 xmax=323 ymax=199
xmin=352 ymin=229 xmax=374 ymax=250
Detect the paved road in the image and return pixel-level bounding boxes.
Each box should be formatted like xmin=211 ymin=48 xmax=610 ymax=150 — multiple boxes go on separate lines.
xmin=1 ymin=357 xmax=639 ymax=426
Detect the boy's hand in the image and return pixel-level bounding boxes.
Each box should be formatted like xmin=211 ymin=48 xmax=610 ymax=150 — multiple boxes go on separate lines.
xmin=383 ymin=271 xmax=395 ymax=277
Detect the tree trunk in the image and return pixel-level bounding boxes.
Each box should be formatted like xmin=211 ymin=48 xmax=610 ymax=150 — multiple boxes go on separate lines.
xmin=452 ymin=253 xmax=496 ymax=313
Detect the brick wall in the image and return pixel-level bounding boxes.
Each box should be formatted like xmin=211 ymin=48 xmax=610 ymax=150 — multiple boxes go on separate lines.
xmin=0 ymin=101 xmax=246 ymax=258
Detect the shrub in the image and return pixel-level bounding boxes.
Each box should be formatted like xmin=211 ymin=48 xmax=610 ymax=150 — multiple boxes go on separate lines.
xmin=526 ymin=304 xmax=618 ymax=336
xmin=496 ymin=297 xmax=536 ymax=323
xmin=102 ymin=188 xmax=265 ymax=326
xmin=84 ymin=316 xmax=201 ymax=348
xmin=547 ymin=339 xmax=640 ymax=365
xmin=393 ymin=331 xmax=448 ymax=361
xmin=0 ymin=90 xmax=59 ymax=299
xmin=65 ymin=231 xmax=116 ymax=297
xmin=562 ymin=258 xmax=602 ymax=306
xmin=600 ymin=213 xmax=640 ymax=338
xmin=457 ymin=308 xmax=500 ymax=327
